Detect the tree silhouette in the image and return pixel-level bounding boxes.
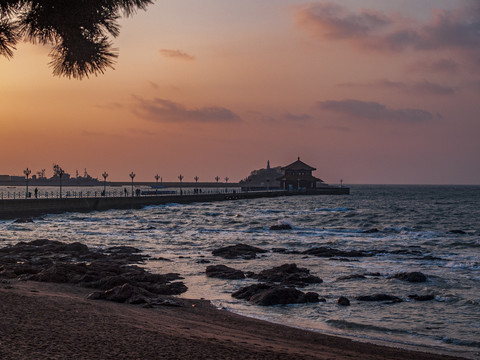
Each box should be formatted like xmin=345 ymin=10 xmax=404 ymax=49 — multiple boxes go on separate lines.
xmin=0 ymin=0 xmax=152 ymax=79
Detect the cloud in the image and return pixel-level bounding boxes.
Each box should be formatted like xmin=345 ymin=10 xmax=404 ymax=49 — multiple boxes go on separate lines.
xmin=408 ymin=59 xmax=459 ymax=74
xmin=132 ymin=97 xmax=241 ymax=123
xmin=296 ymin=1 xmax=480 ymax=60
xmin=339 ymin=79 xmax=455 ymax=95
xmin=284 ymin=112 xmax=312 ymax=121
xmin=159 ymin=49 xmax=195 ymax=61
xmin=318 ymin=99 xmax=435 ymax=123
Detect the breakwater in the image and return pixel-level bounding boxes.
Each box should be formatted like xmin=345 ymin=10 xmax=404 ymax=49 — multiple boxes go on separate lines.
xmin=0 ymin=188 xmax=349 ymax=219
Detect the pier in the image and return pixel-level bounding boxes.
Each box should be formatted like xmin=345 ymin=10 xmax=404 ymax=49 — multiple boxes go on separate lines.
xmin=0 ymin=187 xmax=349 ymax=220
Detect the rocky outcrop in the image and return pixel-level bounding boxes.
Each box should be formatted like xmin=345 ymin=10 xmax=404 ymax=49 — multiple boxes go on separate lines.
xmin=269 ymin=224 xmax=292 ymax=231
xmin=408 ymin=294 xmax=435 ymax=301
xmin=212 ymin=243 xmax=267 ymax=259
xmin=0 ymin=239 xmax=188 ymax=299
xmin=390 ymin=272 xmax=427 ymax=283
xmin=337 ymin=296 xmax=350 ymax=306
xmin=206 ymin=265 xmax=245 ymax=279
xmin=302 ymin=246 xmax=376 ymax=258
xmin=356 ymin=294 xmax=403 ymax=304
xmin=251 ymin=263 xmax=322 ymax=286
xmin=232 ymin=283 xmax=320 ymax=306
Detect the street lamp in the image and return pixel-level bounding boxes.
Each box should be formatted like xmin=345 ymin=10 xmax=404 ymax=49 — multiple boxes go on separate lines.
xmin=155 ymin=174 xmax=160 ymax=184
xmin=215 ymin=176 xmax=220 ymax=193
xmin=102 ymin=171 xmax=108 ymax=196
xmin=57 ymin=167 xmax=65 ymax=198
xmin=194 ymin=176 xmax=199 ymax=194
xmin=340 ymin=179 xmax=343 ymax=188
xmin=129 ymin=172 xmax=135 ymax=196
xmin=224 ymin=176 xmax=229 ymax=193
xmin=178 ymin=174 xmax=184 ymax=195
xmin=23 ymin=168 xmax=31 ymax=198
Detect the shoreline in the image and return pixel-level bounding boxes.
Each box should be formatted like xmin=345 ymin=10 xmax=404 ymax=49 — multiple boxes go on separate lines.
xmin=0 ymin=280 xmax=465 ymax=360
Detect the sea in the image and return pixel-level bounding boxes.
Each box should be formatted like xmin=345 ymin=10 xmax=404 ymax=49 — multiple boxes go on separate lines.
xmin=1 ymin=185 xmax=479 ymax=359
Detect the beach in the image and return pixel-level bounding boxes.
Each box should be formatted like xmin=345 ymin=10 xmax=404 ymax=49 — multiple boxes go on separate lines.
xmin=0 ymin=280 xmax=462 ymax=360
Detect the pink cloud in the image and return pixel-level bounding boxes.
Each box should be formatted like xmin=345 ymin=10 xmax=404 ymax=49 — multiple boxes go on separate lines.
xmin=159 ymin=49 xmax=195 ymax=61
xmin=296 ymin=1 xmax=480 ymax=61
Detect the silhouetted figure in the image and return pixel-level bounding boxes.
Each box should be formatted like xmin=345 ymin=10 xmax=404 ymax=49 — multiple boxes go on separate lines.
xmin=124 ymin=188 xmax=127 ymax=197
xmin=34 ymin=188 xmax=38 ymax=199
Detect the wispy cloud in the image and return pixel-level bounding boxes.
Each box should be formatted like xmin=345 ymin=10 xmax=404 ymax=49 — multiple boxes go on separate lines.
xmin=159 ymin=49 xmax=195 ymax=61
xmin=339 ymin=79 xmax=455 ymax=96
xmin=296 ymin=1 xmax=480 ymax=62
xmin=284 ymin=112 xmax=312 ymax=121
xmin=318 ymin=99 xmax=436 ymax=123
xmin=132 ymin=97 xmax=241 ymax=123
xmin=408 ymin=59 xmax=460 ymax=74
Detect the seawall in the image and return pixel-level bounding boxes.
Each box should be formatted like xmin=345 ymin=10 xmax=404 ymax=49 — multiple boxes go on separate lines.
xmin=0 ymin=188 xmax=349 ymax=220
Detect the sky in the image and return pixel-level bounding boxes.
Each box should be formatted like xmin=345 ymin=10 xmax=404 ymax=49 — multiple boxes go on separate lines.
xmin=1 ymin=0 xmax=479 ymax=184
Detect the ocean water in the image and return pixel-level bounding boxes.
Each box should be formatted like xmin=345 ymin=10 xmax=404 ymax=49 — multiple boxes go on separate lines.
xmin=1 ymin=185 xmax=479 ymax=358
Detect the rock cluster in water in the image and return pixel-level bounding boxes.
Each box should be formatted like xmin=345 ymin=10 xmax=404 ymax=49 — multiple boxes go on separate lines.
xmin=0 ymin=239 xmax=187 ymax=306
xmin=209 ymin=243 xmax=434 ymax=307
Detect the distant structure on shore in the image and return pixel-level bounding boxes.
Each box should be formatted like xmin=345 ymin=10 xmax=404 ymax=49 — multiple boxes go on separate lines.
xmin=239 ymin=158 xmax=328 ymax=191
xmin=0 ymin=165 xmax=101 ymax=186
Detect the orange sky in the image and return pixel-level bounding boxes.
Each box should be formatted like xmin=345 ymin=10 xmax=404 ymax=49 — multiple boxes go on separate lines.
xmin=1 ymin=0 xmax=479 ymax=184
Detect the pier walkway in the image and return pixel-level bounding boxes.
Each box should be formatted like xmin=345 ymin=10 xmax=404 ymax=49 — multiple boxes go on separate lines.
xmin=0 ymin=188 xmax=349 ymax=220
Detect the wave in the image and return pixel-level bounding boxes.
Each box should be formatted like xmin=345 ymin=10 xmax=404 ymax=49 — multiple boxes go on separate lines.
xmin=326 ymin=319 xmax=408 ymax=335
xmin=315 ymin=207 xmax=353 ymax=212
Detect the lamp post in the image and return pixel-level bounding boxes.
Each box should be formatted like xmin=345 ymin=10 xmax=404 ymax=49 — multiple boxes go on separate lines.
xmin=57 ymin=167 xmax=64 ymax=198
xmin=24 ymin=168 xmax=31 ymax=198
xmin=224 ymin=176 xmax=229 ymax=193
xmin=340 ymin=179 xmax=343 ymax=188
xmin=194 ymin=176 xmax=199 ymax=194
xmin=178 ymin=174 xmax=184 ymax=195
xmin=129 ymin=172 xmax=135 ymax=196
xmin=215 ymin=176 xmax=220 ymax=193
xmin=155 ymin=174 xmax=160 ymax=184
xmin=102 ymin=171 xmax=108 ymax=196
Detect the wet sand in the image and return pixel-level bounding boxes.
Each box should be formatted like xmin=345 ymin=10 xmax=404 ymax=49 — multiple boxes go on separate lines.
xmin=0 ymin=281 xmax=462 ymax=360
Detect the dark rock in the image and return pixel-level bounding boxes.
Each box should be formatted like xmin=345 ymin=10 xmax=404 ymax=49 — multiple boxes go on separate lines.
xmin=408 ymin=294 xmax=435 ymax=301
xmin=337 ymin=296 xmax=350 ymax=306
xmin=232 ymin=283 xmax=320 ymax=306
xmin=197 ymin=259 xmax=211 ymax=264
xmin=13 ymin=218 xmax=34 ymax=223
xmin=212 ymin=243 xmax=267 ymax=259
xmin=206 ymin=265 xmax=245 ymax=280
xmin=391 ymin=271 xmax=427 ymax=283
xmin=106 ymin=246 xmax=142 ymax=254
xmin=101 ymin=283 xmax=155 ymax=304
xmin=448 ymin=229 xmax=467 ymax=235
xmin=269 ymin=224 xmax=292 ymax=231
xmin=357 ymin=294 xmax=403 ymax=303
xmin=302 ymin=246 xmax=376 ymax=258
xmin=252 ymin=263 xmax=322 ymax=286
xmin=363 ymin=228 xmax=379 ymax=233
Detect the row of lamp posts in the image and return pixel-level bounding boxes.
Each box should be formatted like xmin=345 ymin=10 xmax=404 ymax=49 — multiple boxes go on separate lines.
xmin=20 ymin=168 xmax=231 ymax=198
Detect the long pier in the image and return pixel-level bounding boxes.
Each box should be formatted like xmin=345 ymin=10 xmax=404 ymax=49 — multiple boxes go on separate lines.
xmin=0 ymin=188 xmax=349 ymax=220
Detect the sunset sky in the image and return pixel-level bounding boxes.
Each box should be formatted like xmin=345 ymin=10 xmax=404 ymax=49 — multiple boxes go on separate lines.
xmin=1 ymin=0 xmax=479 ymax=184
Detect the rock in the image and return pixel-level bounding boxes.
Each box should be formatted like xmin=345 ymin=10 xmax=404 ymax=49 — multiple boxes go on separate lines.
xmin=271 ymin=248 xmax=301 ymax=255
xmin=252 ymin=263 xmax=322 ymax=286
xmin=337 ymin=296 xmax=350 ymax=306
xmin=212 ymin=243 xmax=267 ymax=259
xmin=206 ymin=265 xmax=245 ymax=280
xmin=197 ymin=259 xmax=211 ymax=264
xmin=391 ymin=272 xmax=427 ymax=283
xmin=13 ymin=218 xmax=34 ymax=223
xmin=302 ymin=246 xmax=376 ymax=258
xmin=408 ymin=294 xmax=435 ymax=301
xmin=269 ymin=224 xmax=292 ymax=231
xmin=363 ymin=228 xmax=379 ymax=233
xmin=356 ymin=294 xmax=403 ymax=303
xmin=448 ymin=229 xmax=467 ymax=235
xmin=100 ymin=283 xmax=155 ymax=304
xmin=232 ymin=283 xmax=320 ymax=306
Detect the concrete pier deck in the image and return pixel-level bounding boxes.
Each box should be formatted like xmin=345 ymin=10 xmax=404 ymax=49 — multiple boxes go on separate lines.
xmin=0 ymin=188 xmax=349 ymax=220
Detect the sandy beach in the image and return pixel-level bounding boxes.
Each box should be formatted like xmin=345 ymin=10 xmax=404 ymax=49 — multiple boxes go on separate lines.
xmin=0 ymin=280 xmax=463 ymax=360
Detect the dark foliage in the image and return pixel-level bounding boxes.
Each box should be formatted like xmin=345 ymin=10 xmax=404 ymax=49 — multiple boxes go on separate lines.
xmin=0 ymin=0 xmax=153 ymax=78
